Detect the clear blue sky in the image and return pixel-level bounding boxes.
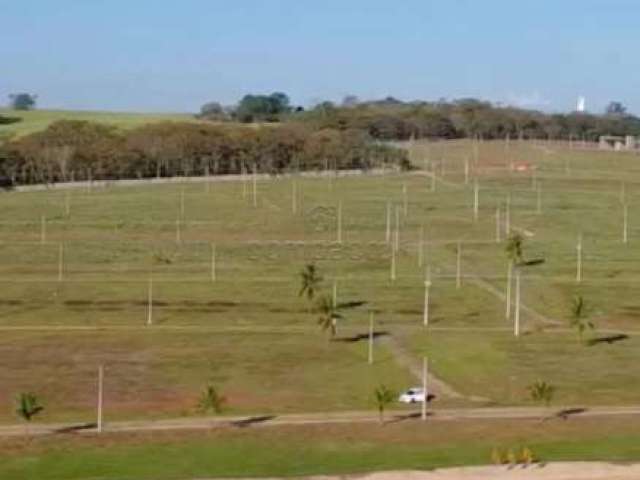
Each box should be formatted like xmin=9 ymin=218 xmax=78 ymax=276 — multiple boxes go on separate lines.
xmin=1 ymin=0 xmax=638 ymax=114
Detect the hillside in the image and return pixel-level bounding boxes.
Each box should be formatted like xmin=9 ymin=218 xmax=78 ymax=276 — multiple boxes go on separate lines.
xmin=0 ymin=108 xmax=197 ymax=139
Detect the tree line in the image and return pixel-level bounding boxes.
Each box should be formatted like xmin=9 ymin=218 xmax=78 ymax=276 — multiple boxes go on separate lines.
xmin=196 ymin=92 xmax=640 ymax=141
xmin=0 ymin=120 xmax=408 ymax=185
xmin=295 ymin=98 xmax=640 ymax=141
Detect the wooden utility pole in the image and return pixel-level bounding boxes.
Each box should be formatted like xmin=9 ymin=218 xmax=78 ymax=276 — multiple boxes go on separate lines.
xmin=97 ymin=365 xmax=104 ymax=433
xmin=385 ymin=201 xmax=391 ymax=244
xmin=175 ymin=217 xmax=181 ymax=244
xmin=576 ymin=233 xmax=583 ymax=283
xmin=506 ymin=260 xmax=513 ymax=320
xmin=421 ymin=357 xmax=428 ymax=421
xmin=495 ymin=206 xmax=501 ymax=243
xmin=514 ymin=270 xmax=521 ymax=337
xmin=423 ymin=268 xmax=431 ymax=327
xmin=368 ymin=311 xmax=374 ymax=365
xmin=332 ymin=279 xmax=338 ymax=308
xmin=390 ymin=245 xmax=396 ymax=282
xmin=58 ymin=243 xmax=64 ymax=282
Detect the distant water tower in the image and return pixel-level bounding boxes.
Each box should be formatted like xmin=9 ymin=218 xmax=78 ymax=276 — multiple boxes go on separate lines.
xmin=577 ymin=96 xmax=586 ymax=113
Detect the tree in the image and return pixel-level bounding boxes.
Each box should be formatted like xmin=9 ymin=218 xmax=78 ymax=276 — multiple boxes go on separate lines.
xmin=505 ymin=233 xmax=524 ymax=265
xmin=342 ymin=95 xmax=360 ymax=108
xmin=373 ymin=385 xmax=395 ymax=423
xmin=299 ymin=263 xmax=323 ymax=304
xmin=199 ymin=101 xmax=226 ymax=120
xmin=527 ymin=380 xmax=555 ymax=407
xmin=569 ymin=295 xmax=595 ymax=344
xmin=606 ymin=101 xmax=627 ymax=116
xmin=197 ymin=384 xmax=226 ymax=414
xmin=235 ymin=92 xmax=291 ymax=122
xmin=15 ymin=392 xmax=44 ymax=436
xmin=315 ymin=294 xmax=343 ymax=338
xmin=9 ymin=93 xmax=37 ymax=111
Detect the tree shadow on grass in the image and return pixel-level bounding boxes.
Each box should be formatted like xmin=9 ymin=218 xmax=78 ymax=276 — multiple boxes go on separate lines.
xmin=230 ymin=415 xmax=276 ymax=428
xmin=337 ymin=300 xmax=368 ymax=310
xmin=520 ymin=258 xmax=545 ymax=267
xmin=587 ymin=334 xmax=629 ymax=346
xmin=333 ymin=331 xmax=390 ymax=343
xmin=554 ymin=408 xmax=588 ymax=420
xmin=53 ymin=422 xmax=97 ymax=434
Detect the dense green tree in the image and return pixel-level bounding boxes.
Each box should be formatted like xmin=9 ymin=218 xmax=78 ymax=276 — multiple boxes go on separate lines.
xmin=8 ymin=93 xmax=37 ymax=110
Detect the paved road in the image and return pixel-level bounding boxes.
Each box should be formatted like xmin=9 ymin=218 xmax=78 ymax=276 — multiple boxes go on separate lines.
xmin=2 ymin=405 xmax=640 ymax=438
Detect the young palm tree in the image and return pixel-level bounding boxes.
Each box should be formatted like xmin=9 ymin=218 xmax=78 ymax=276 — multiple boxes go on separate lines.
xmin=569 ymin=295 xmax=595 ymax=344
xmin=505 ymin=233 xmax=524 ymax=265
xmin=197 ymin=384 xmax=226 ymax=415
xmin=299 ymin=263 xmax=323 ymax=307
xmin=373 ymin=385 xmax=395 ymax=424
xmin=528 ymin=380 xmax=555 ymax=407
xmin=316 ymin=295 xmax=343 ymax=338
xmin=15 ymin=392 xmax=44 ymax=436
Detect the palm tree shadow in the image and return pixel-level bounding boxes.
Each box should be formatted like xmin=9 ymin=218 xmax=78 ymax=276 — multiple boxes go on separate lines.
xmin=230 ymin=415 xmax=276 ymax=428
xmin=337 ymin=300 xmax=368 ymax=310
xmin=387 ymin=408 xmax=436 ymax=424
xmin=554 ymin=407 xmax=588 ymax=420
xmin=333 ymin=331 xmax=390 ymax=343
xmin=53 ymin=422 xmax=97 ymax=434
xmin=587 ymin=334 xmax=629 ymax=346
xmin=521 ymin=258 xmax=545 ymax=267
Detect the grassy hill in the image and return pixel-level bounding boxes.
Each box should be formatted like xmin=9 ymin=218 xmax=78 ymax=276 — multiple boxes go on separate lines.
xmin=0 ymin=108 xmax=197 ymax=139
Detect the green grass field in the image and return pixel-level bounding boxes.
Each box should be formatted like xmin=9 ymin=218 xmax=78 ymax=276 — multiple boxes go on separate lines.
xmin=3 ymin=139 xmax=640 ymax=475
xmin=3 ymin=417 xmax=640 ymax=479
xmin=0 ymin=108 xmax=196 ymax=139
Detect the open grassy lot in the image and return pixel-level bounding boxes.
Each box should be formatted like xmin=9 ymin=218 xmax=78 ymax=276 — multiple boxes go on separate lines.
xmin=2 ymin=140 xmax=640 ymax=426
xmin=0 ymin=108 xmax=196 ymax=139
xmin=2 ymin=416 xmax=640 ymax=480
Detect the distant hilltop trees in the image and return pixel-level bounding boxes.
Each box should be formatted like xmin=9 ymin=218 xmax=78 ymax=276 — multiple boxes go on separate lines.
xmin=198 ymin=94 xmax=640 ymax=141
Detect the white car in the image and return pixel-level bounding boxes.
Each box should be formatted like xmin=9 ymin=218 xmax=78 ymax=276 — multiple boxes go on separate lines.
xmin=398 ymin=387 xmax=427 ymax=404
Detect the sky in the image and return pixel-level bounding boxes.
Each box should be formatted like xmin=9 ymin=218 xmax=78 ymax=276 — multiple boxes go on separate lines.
xmin=1 ymin=0 xmax=639 ymax=114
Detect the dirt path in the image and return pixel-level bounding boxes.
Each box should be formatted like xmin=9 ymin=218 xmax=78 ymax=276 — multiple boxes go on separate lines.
xmin=380 ymin=336 xmax=464 ymax=399
xmin=2 ymin=406 xmax=640 ymax=438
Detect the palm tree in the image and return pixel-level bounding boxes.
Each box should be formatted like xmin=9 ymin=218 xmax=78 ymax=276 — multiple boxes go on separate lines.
xmin=299 ymin=263 xmax=323 ymax=309
xmin=528 ymin=380 xmax=555 ymax=407
xmin=316 ymin=295 xmax=343 ymax=338
xmin=198 ymin=384 xmax=226 ymax=414
xmin=15 ymin=392 xmax=44 ymax=437
xmin=569 ymin=295 xmax=594 ymax=344
xmin=505 ymin=233 xmax=524 ymax=265
xmin=373 ymin=385 xmax=395 ymax=424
